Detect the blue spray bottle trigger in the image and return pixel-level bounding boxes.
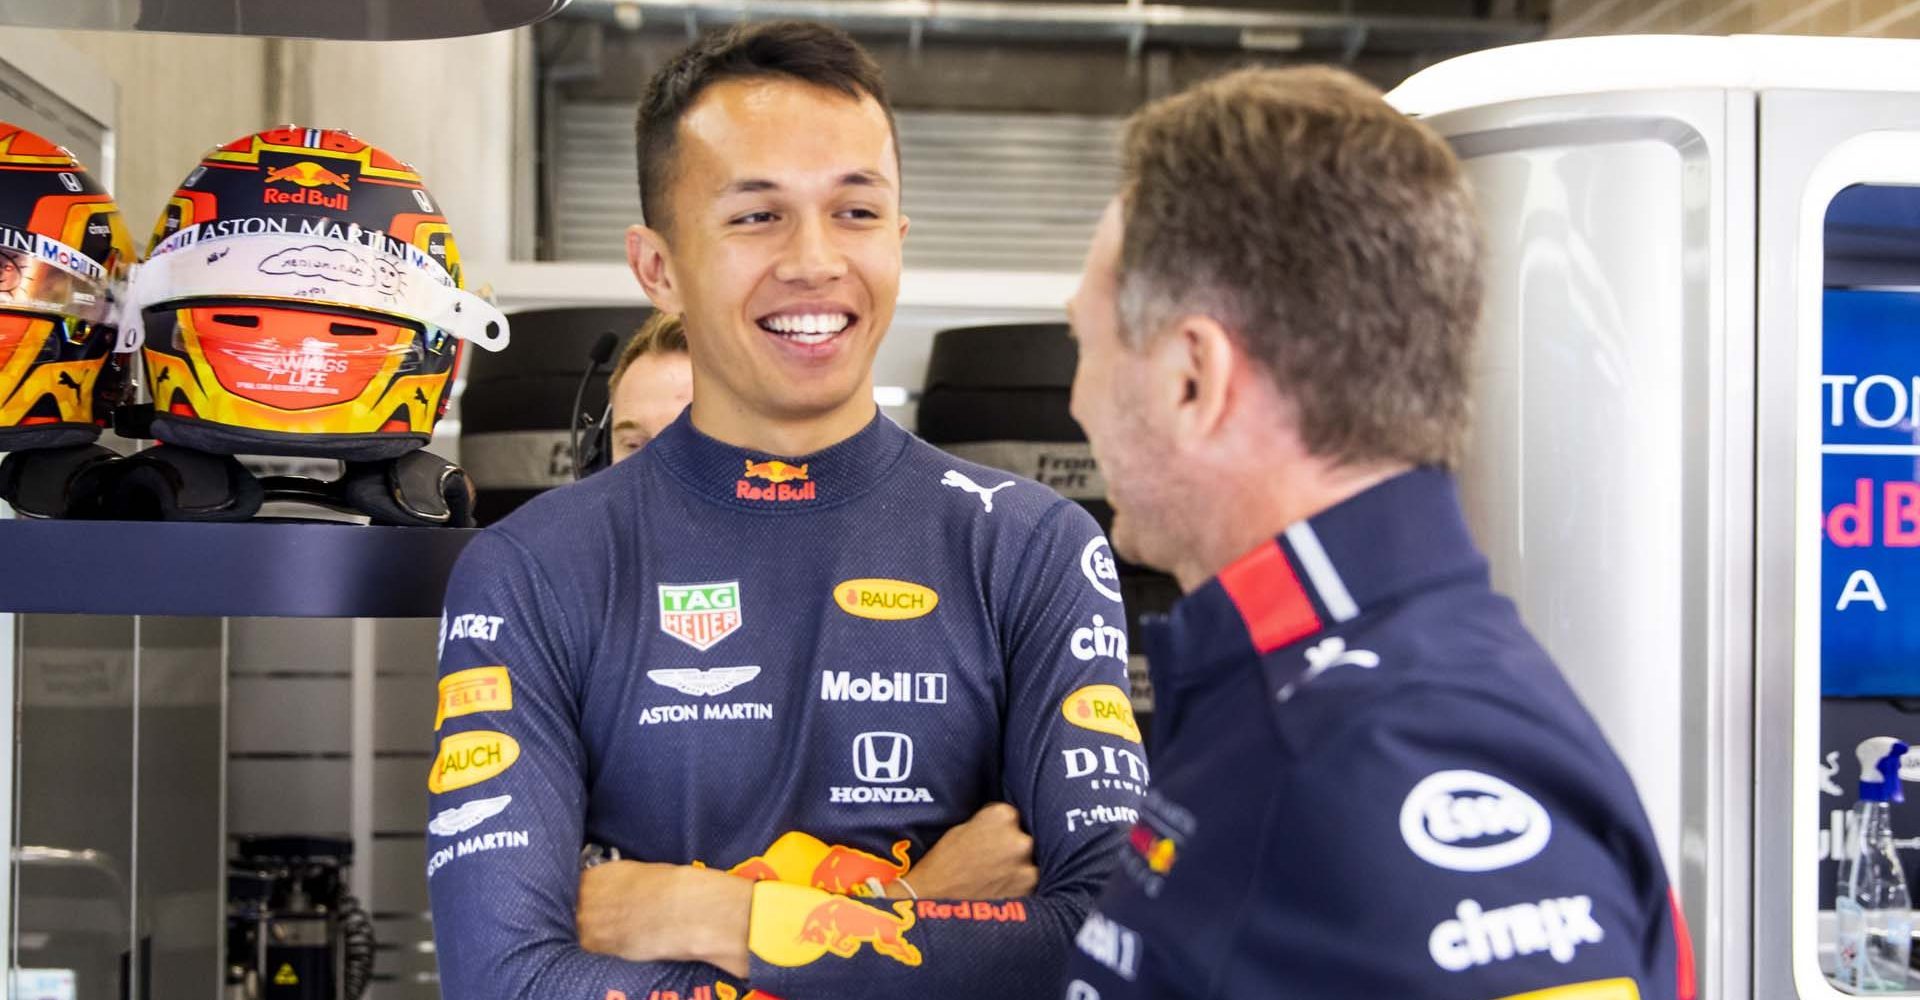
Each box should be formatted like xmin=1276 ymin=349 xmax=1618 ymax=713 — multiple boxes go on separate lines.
xmin=1861 ymin=739 xmax=1911 ymax=802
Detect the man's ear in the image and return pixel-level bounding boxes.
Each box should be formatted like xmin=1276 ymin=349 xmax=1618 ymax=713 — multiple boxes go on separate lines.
xmin=626 ymin=224 xmax=682 ymax=314
xmin=1161 ymin=314 xmax=1237 ymax=444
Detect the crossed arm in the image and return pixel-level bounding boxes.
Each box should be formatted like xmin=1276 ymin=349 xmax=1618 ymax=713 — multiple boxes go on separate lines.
xmin=575 ymin=802 xmax=1042 ymax=977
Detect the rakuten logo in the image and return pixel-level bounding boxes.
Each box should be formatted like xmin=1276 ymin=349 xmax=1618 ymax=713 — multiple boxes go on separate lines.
xmin=1427 ymin=896 xmax=1604 ymax=971
xmin=820 ymin=670 xmax=948 ymax=704
xmin=1399 ymin=770 xmax=1551 ymax=873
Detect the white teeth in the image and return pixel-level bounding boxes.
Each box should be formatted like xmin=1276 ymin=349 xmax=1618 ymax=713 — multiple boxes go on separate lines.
xmin=763 ymin=313 xmax=851 ymax=336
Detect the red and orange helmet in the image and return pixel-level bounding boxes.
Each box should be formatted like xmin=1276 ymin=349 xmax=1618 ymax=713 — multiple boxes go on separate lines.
xmin=123 ymin=126 xmax=507 ymax=460
xmin=0 ymin=122 xmax=137 ymax=452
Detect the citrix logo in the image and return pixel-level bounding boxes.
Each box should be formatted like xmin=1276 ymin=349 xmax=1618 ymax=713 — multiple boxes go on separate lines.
xmin=1427 ymin=896 xmax=1604 ymax=972
xmin=1071 ymin=615 xmax=1129 ymax=663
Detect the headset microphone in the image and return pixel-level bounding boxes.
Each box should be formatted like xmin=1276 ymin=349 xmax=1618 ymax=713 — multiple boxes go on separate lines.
xmin=570 ymin=331 xmax=620 ymax=482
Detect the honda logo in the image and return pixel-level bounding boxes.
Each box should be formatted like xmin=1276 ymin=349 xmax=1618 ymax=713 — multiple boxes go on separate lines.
xmin=853 ymin=732 xmax=914 ymax=784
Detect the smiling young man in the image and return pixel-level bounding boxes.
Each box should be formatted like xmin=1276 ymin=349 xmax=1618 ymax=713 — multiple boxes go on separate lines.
xmin=427 ymin=21 xmax=1143 ymax=1000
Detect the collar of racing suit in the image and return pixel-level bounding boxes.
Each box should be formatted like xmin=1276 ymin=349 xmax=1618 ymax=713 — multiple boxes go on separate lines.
xmin=1141 ymin=466 xmax=1490 ymax=723
xmin=646 ymin=407 xmax=912 ymax=512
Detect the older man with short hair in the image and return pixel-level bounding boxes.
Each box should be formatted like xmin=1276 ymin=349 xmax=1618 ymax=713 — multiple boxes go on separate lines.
xmin=1058 ymin=65 xmax=1695 ymax=1000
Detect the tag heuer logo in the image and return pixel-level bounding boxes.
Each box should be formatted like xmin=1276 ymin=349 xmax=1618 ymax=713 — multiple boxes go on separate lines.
xmin=658 ymin=582 xmax=743 ymax=651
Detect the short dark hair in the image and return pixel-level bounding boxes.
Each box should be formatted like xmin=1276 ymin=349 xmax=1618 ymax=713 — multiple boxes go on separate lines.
xmin=1119 ymin=66 xmax=1484 ymax=469
xmin=635 ymin=20 xmax=897 ymax=234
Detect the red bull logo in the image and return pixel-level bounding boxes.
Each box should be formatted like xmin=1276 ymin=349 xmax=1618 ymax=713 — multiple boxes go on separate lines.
xmin=748 ymin=881 xmax=922 ymax=968
xmin=263 ymin=160 xmax=352 ymax=210
xmin=728 ymin=832 xmax=911 ymax=896
xmin=738 ymin=459 xmax=816 ymax=502
xmin=630 ymin=987 xmax=780 ymax=1000
xmin=799 ymin=897 xmax=922 ymax=965
xmin=743 ymin=459 xmax=808 ymax=484
xmin=915 ymin=900 xmax=1029 ymax=923
xmin=1129 ymin=823 xmax=1178 ymax=875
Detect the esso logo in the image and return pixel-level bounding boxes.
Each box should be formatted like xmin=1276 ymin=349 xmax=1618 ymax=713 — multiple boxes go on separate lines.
xmin=1398 ymin=770 xmax=1551 ymax=873
xmin=1081 ymin=537 xmax=1121 ymax=602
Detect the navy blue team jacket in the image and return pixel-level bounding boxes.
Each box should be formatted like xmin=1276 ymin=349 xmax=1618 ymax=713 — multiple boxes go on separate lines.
xmin=1061 ymin=469 xmax=1696 ymax=1000
xmin=428 ymin=410 xmax=1145 ymax=1000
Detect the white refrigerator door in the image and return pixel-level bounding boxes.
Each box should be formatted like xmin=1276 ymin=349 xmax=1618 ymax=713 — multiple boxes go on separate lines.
xmin=1756 ymin=88 xmax=1920 ymax=1000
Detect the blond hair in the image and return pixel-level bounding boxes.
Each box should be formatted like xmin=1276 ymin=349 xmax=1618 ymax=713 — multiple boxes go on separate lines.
xmin=609 ymin=311 xmax=688 ymax=393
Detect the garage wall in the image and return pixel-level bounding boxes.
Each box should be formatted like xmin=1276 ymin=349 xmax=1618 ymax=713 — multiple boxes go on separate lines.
xmin=30 ymin=27 xmax=272 ymax=232
xmin=1553 ymin=0 xmax=1920 ymax=37
xmin=3 ymin=26 xmax=521 ymax=262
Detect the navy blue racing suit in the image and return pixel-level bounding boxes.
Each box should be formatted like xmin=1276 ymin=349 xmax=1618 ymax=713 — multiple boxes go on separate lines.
xmin=1061 ymin=468 xmax=1695 ymax=1000
xmin=428 ymin=410 xmax=1144 ymax=1000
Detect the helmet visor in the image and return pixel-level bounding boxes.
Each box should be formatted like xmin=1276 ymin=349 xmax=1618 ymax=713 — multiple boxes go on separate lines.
xmin=124 ymin=225 xmax=509 ymax=354
xmin=0 ymin=225 xmax=113 ymax=326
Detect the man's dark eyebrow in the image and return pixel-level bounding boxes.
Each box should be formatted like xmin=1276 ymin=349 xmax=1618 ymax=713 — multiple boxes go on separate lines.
xmin=722 ymin=178 xmax=780 ymax=195
xmin=841 ymin=170 xmax=891 ymax=189
xmin=612 ymin=419 xmax=642 ymax=432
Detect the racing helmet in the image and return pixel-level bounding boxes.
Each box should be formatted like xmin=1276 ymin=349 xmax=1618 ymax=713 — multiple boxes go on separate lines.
xmin=0 ymin=123 xmax=137 ymax=452
xmin=123 ymin=126 xmax=508 ymax=460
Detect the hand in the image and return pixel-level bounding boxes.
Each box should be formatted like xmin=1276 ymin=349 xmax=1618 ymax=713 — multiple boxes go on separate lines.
xmin=897 ymin=802 xmax=1038 ymax=900
xmin=577 ymin=861 xmax=752 ymax=978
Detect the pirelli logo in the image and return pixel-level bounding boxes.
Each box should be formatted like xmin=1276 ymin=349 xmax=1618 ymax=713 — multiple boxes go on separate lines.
xmin=436 ymin=666 xmax=511 ymax=730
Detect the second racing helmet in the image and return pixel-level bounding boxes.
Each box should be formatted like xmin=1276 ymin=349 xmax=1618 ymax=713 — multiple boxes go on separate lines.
xmin=0 ymin=123 xmax=138 ymax=452
xmin=123 ymin=125 xmax=507 ymax=459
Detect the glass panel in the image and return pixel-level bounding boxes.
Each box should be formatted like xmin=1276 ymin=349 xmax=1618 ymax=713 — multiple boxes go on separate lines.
xmin=1817 ymin=182 xmax=1920 ymax=992
xmin=15 ymin=614 xmax=136 ymax=1000
xmin=138 ymin=617 xmax=224 ymax=1000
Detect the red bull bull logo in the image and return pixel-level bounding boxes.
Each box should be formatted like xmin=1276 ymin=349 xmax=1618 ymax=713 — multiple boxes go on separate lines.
xmin=738 ymin=459 xmax=816 ymax=502
xmin=263 ymin=160 xmax=352 ymax=210
xmin=798 ymin=897 xmax=922 ymax=965
xmin=1129 ymin=823 xmax=1178 ymax=875
xmin=749 ymin=880 xmax=922 ymax=968
xmin=728 ymin=831 xmax=911 ymax=896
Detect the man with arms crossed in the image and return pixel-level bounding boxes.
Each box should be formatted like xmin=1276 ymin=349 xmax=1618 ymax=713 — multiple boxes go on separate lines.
xmin=428 ymin=21 xmax=1142 ymax=1000
xmin=1059 ymin=67 xmax=1695 ymax=999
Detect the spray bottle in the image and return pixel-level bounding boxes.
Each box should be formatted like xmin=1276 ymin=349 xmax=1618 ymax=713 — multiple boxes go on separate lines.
xmin=1837 ymin=737 xmax=1914 ymax=993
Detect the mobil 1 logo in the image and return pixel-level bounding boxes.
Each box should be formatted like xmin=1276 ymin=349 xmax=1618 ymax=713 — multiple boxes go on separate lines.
xmin=819 ymin=670 xmax=948 ymax=704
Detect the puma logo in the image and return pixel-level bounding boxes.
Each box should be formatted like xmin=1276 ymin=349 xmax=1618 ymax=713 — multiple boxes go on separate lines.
xmin=941 ymin=470 xmax=1016 ymax=513
xmin=1277 ymin=636 xmax=1381 ymax=703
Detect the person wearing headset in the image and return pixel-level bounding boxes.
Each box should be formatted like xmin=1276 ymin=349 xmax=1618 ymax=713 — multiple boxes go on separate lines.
xmin=427 ymin=19 xmax=1143 ymax=1000
xmin=607 ymin=312 xmax=694 ymax=464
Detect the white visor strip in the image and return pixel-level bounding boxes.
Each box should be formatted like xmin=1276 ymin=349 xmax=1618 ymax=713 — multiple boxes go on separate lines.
xmin=119 ymin=229 xmax=509 ymax=353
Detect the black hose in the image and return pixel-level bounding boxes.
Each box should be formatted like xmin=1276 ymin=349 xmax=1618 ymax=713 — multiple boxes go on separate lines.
xmin=338 ymin=895 xmax=376 ymax=1000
